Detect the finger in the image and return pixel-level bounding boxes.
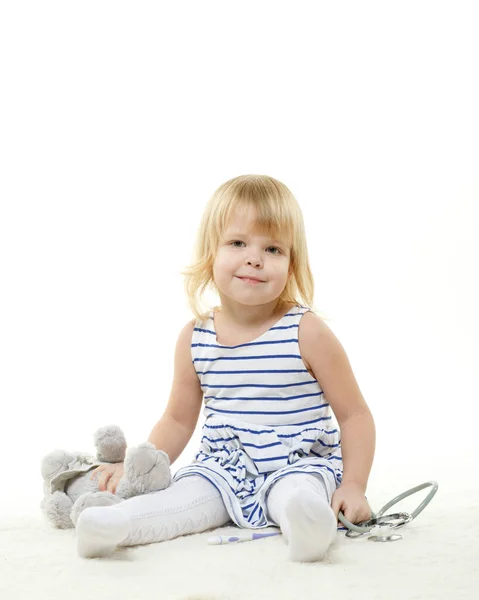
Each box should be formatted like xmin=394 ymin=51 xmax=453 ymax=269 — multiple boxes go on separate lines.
xmin=331 ymin=500 xmax=339 ymax=519
xmin=361 ymin=507 xmax=373 ymax=522
xmin=352 ymin=504 xmax=370 ymax=524
xmin=331 ymin=499 xmax=343 ymax=521
xmin=343 ymin=503 xmax=362 ymax=524
xmin=98 ymin=470 xmax=112 ymax=492
xmin=90 ymin=467 xmax=102 ymax=480
xmin=345 ymin=508 xmax=364 ymax=525
xmin=107 ymin=476 xmax=119 ymax=494
xmin=107 ymin=471 xmax=120 ymax=493
xmin=90 ymin=464 xmax=108 ymax=480
xmin=345 ymin=511 xmax=358 ymax=525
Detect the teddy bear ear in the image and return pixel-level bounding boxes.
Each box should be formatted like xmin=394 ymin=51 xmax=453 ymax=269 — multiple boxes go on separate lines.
xmin=93 ymin=425 xmax=127 ymax=463
xmin=41 ymin=450 xmax=76 ymax=479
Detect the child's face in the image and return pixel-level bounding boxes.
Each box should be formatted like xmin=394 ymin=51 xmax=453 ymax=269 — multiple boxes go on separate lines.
xmin=213 ymin=206 xmax=291 ymax=309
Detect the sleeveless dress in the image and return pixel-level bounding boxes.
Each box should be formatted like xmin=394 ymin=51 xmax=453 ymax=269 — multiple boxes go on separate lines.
xmin=173 ymin=305 xmax=343 ymax=528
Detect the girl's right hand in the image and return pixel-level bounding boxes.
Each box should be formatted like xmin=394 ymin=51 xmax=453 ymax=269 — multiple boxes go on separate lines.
xmin=90 ymin=462 xmax=124 ymax=494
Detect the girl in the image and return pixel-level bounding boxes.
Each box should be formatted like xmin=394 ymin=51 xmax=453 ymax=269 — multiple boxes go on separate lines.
xmin=77 ymin=174 xmax=375 ymax=562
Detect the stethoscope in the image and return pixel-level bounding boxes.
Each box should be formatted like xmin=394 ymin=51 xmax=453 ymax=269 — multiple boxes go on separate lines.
xmin=208 ymin=481 xmax=439 ymax=545
xmin=337 ymin=480 xmax=439 ymax=542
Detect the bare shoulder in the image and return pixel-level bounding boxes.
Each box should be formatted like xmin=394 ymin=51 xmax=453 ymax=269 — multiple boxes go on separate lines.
xmin=298 ymin=311 xmax=344 ymax=369
xmin=165 ymin=318 xmax=203 ymax=432
xmin=173 ymin=318 xmax=199 ymax=381
xmin=299 ymin=310 xmax=332 ymax=330
xmin=298 ymin=311 xmax=369 ymax=425
xmin=177 ymin=318 xmax=197 ymax=342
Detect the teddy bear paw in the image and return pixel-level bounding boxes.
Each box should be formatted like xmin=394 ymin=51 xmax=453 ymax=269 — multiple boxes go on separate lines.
xmin=42 ymin=491 xmax=75 ymax=529
xmin=70 ymin=491 xmax=122 ymax=526
xmin=118 ymin=442 xmax=171 ymax=498
xmin=94 ymin=425 xmax=127 ymax=463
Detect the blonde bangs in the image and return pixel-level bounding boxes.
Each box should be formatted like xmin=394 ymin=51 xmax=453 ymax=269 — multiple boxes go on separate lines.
xmin=182 ymin=175 xmax=318 ymax=321
xmin=219 ymin=179 xmax=296 ymax=247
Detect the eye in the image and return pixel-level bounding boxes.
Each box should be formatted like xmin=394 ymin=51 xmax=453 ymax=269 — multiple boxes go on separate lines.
xmin=266 ymin=246 xmax=282 ymax=255
xmin=229 ymin=240 xmax=245 ymax=248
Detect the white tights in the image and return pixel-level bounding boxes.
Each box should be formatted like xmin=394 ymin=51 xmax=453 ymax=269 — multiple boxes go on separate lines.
xmin=76 ymin=473 xmax=337 ymax=562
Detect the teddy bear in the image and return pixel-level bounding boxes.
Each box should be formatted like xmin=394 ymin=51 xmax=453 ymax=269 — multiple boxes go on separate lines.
xmin=40 ymin=424 xmax=171 ymax=529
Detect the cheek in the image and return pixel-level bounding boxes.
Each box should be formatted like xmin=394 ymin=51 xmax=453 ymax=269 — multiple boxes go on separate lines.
xmin=217 ymin=247 xmax=240 ymax=268
xmin=270 ymin=258 xmax=290 ymax=279
xmin=213 ymin=251 xmax=233 ymax=279
xmin=212 ymin=255 xmax=221 ymax=280
xmin=212 ymin=258 xmax=224 ymax=280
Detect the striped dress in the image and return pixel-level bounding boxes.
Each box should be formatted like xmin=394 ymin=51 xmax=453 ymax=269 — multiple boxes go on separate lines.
xmin=173 ymin=305 xmax=343 ymax=528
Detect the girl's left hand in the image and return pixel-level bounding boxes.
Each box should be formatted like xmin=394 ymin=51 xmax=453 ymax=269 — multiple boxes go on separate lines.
xmin=331 ymin=482 xmax=372 ymax=525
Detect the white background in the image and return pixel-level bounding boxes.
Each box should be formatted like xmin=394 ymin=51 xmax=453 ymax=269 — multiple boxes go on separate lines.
xmin=1 ymin=1 xmax=478 ymax=514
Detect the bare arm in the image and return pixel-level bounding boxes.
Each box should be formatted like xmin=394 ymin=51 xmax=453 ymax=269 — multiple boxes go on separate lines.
xmin=336 ymin=412 xmax=375 ymax=493
xmin=147 ymin=413 xmax=198 ymax=465
xmin=93 ymin=319 xmax=202 ymax=492
xmin=147 ymin=319 xmax=204 ymax=464
xmin=299 ymin=312 xmax=376 ymax=492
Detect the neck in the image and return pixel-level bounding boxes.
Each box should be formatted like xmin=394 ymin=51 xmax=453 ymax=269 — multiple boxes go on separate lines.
xmin=216 ymin=296 xmax=288 ymax=328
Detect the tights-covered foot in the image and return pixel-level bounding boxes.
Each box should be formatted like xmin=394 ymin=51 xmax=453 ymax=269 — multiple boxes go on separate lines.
xmin=282 ymin=489 xmax=337 ymax=562
xmin=76 ymin=506 xmax=131 ymax=558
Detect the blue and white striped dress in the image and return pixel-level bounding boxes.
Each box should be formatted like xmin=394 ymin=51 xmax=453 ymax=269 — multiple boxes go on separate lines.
xmin=173 ymin=305 xmax=343 ymax=528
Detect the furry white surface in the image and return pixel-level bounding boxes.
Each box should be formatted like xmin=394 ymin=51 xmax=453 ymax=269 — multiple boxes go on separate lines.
xmin=1 ymin=458 xmax=477 ymax=600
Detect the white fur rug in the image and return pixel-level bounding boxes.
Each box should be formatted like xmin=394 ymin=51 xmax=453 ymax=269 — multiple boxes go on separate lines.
xmin=1 ymin=458 xmax=477 ymax=600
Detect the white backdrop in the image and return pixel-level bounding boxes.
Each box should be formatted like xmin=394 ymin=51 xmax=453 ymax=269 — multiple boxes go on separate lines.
xmin=1 ymin=1 xmax=478 ymax=515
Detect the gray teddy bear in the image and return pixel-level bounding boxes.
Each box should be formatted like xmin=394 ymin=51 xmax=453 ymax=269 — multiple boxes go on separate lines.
xmin=40 ymin=424 xmax=171 ymax=529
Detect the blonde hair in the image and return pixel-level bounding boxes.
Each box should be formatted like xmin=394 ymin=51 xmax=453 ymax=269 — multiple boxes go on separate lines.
xmin=182 ymin=174 xmax=318 ymax=321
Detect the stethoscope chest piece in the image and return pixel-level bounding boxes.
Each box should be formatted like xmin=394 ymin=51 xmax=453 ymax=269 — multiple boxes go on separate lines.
xmin=367 ymin=523 xmax=402 ymax=542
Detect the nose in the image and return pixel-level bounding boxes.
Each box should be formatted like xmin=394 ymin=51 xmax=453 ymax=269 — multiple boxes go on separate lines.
xmin=245 ymin=256 xmax=263 ymax=268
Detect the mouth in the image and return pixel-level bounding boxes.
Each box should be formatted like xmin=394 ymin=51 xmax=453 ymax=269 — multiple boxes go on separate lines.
xmin=236 ymin=276 xmax=265 ymax=284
